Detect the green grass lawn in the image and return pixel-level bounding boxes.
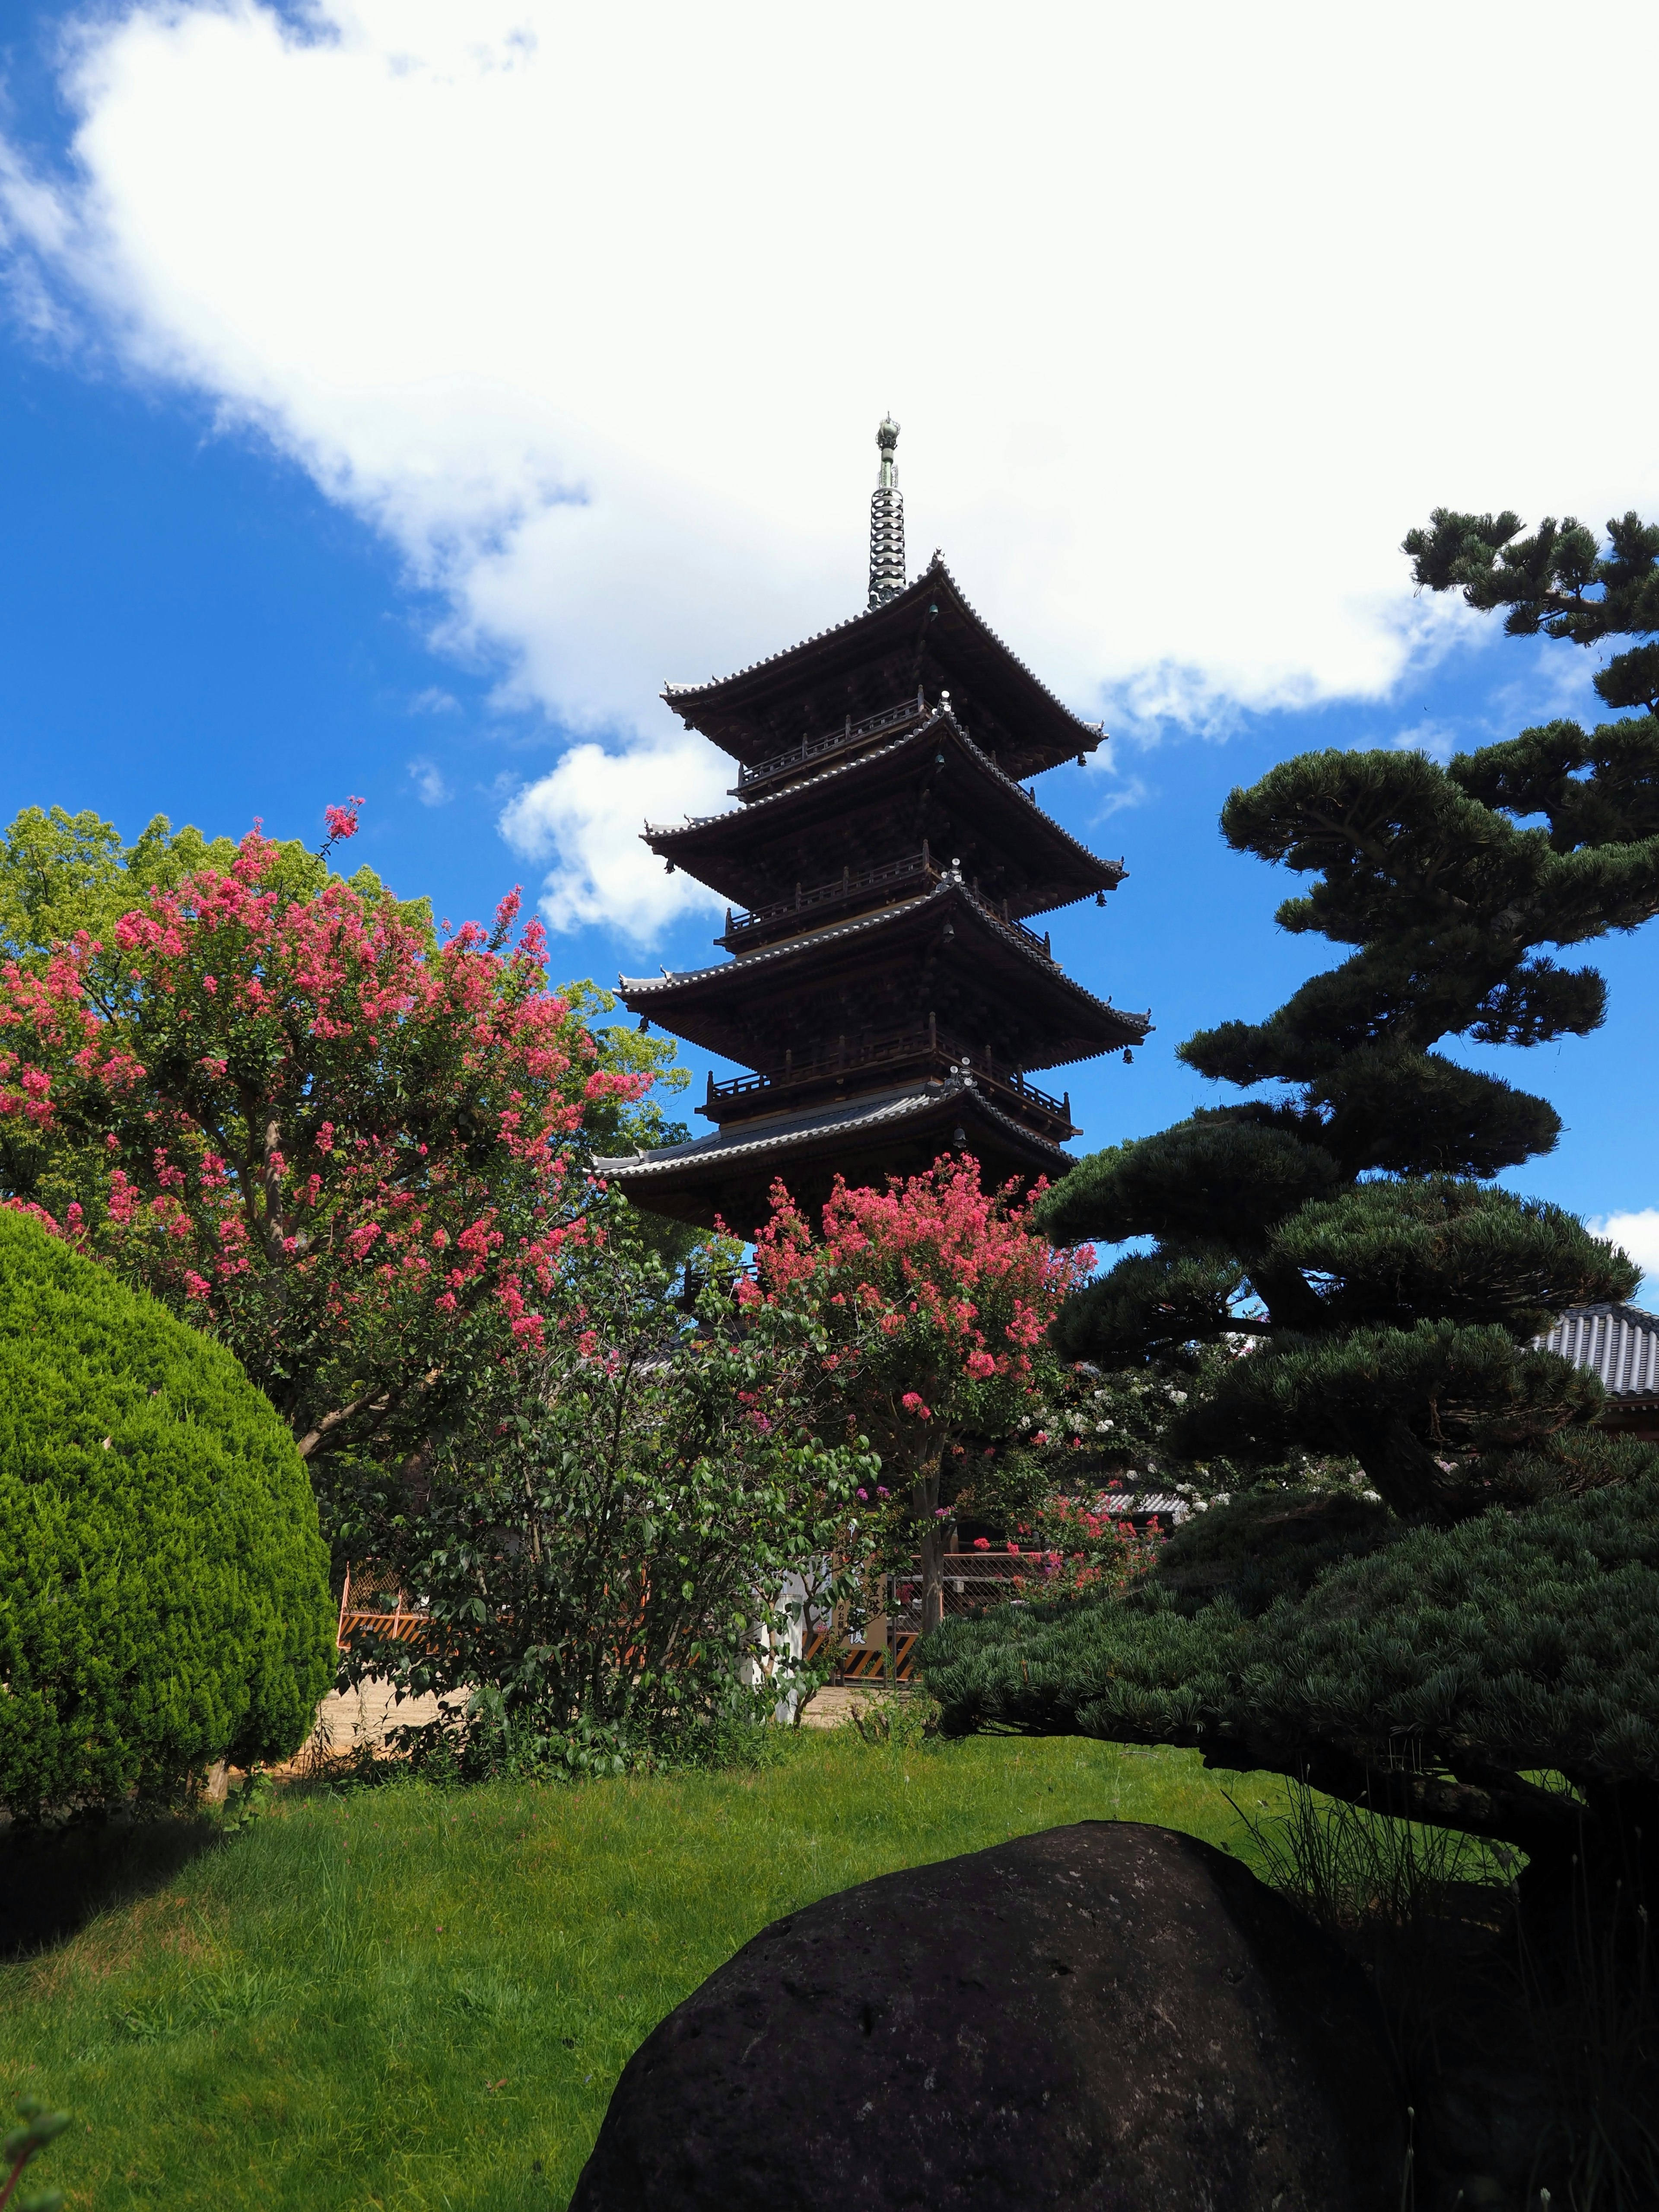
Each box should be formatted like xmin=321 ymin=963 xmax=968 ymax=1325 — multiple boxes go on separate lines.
xmin=0 ymin=1729 xmax=1296 ymax=2211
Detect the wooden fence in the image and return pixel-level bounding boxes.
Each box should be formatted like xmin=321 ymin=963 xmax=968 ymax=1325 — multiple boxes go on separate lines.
xmin=334 ymin=1551 xmax=1047 ymax=1684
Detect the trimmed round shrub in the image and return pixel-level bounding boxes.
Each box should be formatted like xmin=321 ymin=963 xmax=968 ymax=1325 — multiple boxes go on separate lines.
xmin=0 ymin=1211 xmax=334 ymax=1815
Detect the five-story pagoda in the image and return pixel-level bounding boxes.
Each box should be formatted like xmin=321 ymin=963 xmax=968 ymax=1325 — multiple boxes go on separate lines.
xmin=597 ymin=420 xmax=1150 ymax=1235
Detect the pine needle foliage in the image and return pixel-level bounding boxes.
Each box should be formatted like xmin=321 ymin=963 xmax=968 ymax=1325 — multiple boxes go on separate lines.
xmin=928 ymin=508 xmax=1659 ymax=1904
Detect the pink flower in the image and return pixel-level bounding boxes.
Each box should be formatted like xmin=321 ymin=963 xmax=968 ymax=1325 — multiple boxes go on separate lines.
xmin=973 ymin=1536 xmax=990 ymax=1551
xmin=322 ymin=797 xmax=364 ymax=843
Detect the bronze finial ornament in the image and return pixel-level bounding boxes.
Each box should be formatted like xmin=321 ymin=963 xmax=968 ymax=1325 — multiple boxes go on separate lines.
xmin=868 ymin=414 xmax=906 ymax=610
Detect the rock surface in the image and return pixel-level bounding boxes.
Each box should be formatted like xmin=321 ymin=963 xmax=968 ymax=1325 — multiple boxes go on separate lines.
xmin=569 ymin=1819 xmax=1405 ymax=2210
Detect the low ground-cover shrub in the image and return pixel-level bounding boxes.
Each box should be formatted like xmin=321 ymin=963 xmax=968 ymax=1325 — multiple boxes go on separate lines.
xmin=0 ymin=1210 xmax=334 ymax=1816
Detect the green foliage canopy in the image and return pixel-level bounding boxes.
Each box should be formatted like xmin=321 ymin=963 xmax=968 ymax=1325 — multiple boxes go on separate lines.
xmin=343 ymin=1211 xmax=872 ymax=1770
xmin=1403 ymin=505 xmax=1659 ymax=715
xmin=0 ymin=1210 xmax=334 ymax=1816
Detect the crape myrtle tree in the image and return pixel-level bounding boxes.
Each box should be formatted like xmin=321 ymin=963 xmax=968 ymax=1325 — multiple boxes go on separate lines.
xmin=739 ymin=1159 xmax=1092 ymax=1633
xmin=0 ymin=806 xmax=651 ymax=1471
xmin=926 ymin=505 xmax=1659 ymax=1912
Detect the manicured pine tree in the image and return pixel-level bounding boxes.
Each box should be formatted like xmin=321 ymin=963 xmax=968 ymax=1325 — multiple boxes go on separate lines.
xmin=926 ymin=505 xmax=1659 ymax=1916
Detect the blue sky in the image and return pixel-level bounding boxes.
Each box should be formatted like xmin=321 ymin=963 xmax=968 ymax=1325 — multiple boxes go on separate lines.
xmin=2 ymin=0 xmax=1656 ymax=1278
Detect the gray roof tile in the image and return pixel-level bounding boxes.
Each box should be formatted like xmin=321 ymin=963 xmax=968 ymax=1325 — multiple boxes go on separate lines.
xmin=595 ymin=1074 xmax=1072 ymax=1178
xmin=644 ymin=703 xmax=1121 ymax=887
xmin=661 ymin=554 xmax=1099 ymax=743
xmin=618 ymin=874 xmax=1150 ymax=1035
xmin=1541 ymin=1303 xmax=1659 ymax=1400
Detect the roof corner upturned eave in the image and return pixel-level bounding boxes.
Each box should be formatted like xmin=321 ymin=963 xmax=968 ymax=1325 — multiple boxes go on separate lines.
xmin=661 ymin=558 xmax=1102 ymax=770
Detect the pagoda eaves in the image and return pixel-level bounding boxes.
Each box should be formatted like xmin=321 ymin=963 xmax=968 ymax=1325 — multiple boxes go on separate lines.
xmin=663 ymin=555 xmax=1101 ymax=783
xmin=645 ymin=702 xmax=1123 ymax=921
xmin=599 ymin=1074 xmax=1073 ymax=1235
xmin=619 ymin=875 xmax=1147 ymax=1073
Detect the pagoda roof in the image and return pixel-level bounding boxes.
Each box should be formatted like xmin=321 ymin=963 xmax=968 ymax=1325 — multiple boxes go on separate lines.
xmin=595 ymin=1075 xmax=1071 ymax=1237
xmin=662 ymin=555 xmax=1103 ymax=780
xmin=619 ymin=877 xmax=1149 ymax=1070
xmin=644 ymin=704 xmax=1122 ymax=919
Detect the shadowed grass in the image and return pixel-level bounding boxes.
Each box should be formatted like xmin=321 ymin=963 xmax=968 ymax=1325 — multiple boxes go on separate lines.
xmin=0 ymin=1728 xmax=1294 ymax=2210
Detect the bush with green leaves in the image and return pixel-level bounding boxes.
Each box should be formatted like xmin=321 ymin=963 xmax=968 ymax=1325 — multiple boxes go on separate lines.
xmin=0 ymin=1209 xmax=334 ymax=1817
xmin=340 ymin=1217 xmax=873 ymax=1772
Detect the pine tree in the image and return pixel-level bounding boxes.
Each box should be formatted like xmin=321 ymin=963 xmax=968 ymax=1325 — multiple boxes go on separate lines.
xmin=926 ymin=508 xmax=1659 ymax=1913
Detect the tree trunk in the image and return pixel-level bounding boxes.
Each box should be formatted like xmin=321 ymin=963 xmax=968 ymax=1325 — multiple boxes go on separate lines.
xmin=919 ymin=1521 xmax=945 ymax=1634
xmin=912 ymin=1451 xmax=946 ymax=1634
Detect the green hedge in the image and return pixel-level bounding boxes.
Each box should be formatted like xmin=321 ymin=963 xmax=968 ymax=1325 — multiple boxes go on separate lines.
xmin=0 ymin=1211 xmax=334 ymax=1815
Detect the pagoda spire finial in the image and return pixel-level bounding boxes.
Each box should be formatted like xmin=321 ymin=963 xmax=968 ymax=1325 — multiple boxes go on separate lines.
xmin=867 ymin=414 xmax=906 ymax=610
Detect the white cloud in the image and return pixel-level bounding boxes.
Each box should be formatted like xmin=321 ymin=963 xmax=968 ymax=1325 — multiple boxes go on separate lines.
xmin=407 ymin=756 xmax=451 ymax=805
xmin=1393 ymin=718 xmax=1459 ymax=765
xmin=5 ymin=0 xmax=1657 ymax=935
xmin=408 ymin=687 xmax=460 ymax=716
xmin=1588 ymin=1212 xmax=1659 ymax=1303
xmin=498 ymin=729 xmax=728 ymax=942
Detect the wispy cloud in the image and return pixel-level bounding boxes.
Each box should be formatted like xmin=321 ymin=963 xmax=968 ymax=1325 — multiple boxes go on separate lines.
xmin=1589 ymin=1210 xmax=1659 ymax=1303
xmin=1392 ymin=717 xmax=1460 ymax=764
xmin=409 ymin=687 xmax=460 ymax=716
xmin=407 ymin=756 xmax=451 ymax=806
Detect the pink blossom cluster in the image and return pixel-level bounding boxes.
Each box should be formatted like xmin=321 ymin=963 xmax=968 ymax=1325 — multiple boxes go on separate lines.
xmin=741 ymin=1157 xmax=1091 ymax=1391
xmin=0 ymin=823 xmax=647 ymax=1379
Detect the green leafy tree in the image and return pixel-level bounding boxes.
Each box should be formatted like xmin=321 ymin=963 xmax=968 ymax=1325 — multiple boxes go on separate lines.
xmin=343 ymin=1213 xmax=872 ymax=1770
xmin=927 ymin=512 xmax=1659 ymax=1913
xmin=0 ymin=1208 xmax=334 ymax=1817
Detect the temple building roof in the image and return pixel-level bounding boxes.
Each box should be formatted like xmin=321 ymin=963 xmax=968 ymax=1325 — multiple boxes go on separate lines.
xmin=662 ymin=555 xmax=1103 ymax=782
xmin=1541 ymin=1304 xmax=1659 ymax=1404
xmin=645 ymin=703 xmax=1122 ymax=920
xmin=595 ymin=1074 xmax=1071 ymax=1237
xmin=618 ymin=877 xmax=1149 ymax=1071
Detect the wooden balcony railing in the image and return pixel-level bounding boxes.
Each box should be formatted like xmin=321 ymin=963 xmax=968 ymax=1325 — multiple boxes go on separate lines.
xmin=722 ymin=849 xmax=1057 ymax=960
xmin=734 ymin=691 xmax=934 ymax=794
xmin=721 ymin=849 xmax=939 ymax=946
xmin=696 ymin=1019 xmax=1074 ymax=1135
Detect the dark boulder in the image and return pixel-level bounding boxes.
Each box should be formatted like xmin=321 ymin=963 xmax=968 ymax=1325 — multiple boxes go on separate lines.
xmin=570 ymin=1820 xmax=1405 ymax=2210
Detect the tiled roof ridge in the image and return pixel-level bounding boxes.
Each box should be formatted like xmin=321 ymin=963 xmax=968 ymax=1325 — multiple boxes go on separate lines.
xmin=617 ymin=874 xmax=1152 ymax=1033
xmin=661 ymin=556 xmax=1099 ymax=741
xmin=1541 ymin=1302 xmax=1659 ymax=1399
xmin=642 ymin=705 xmax=1122 ymax=887
xmin=594 ymin=1073 xmax=1072 ymax=1176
